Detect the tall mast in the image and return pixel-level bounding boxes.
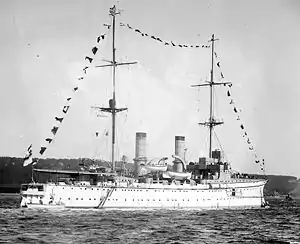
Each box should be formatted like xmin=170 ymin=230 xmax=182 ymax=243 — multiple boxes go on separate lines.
xmin=191 ymin=34 xmax=231 ymax=158
xmin=93 ymin=5 xmax=137 ymax=171
xmin=209 ymin=34 xmax=215 ymax=157
xmin=111 ymin=10 xmax=116 ymax=171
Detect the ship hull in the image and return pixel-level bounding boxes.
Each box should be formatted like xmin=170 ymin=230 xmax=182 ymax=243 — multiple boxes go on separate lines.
xmin=20 ymin=180 xmax=267 ymax=209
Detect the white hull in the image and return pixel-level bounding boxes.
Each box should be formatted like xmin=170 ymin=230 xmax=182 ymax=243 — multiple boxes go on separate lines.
xmin=20 ymin=179 xmax=267 ymax=209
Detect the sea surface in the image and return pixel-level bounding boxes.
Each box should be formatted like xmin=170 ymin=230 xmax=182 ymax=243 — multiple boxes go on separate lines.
xmin=0 ymin=195 xmax=299 ymax=244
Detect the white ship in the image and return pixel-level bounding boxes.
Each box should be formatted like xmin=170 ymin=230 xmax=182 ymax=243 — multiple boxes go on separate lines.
xmin=20 ymin=5 xmax=267 ymax=209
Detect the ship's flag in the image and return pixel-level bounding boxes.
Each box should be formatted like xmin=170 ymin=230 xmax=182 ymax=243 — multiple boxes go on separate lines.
xmin=63 ymin=105 xmax=70 ymax=114
xmin=55 ymin=117 xmax=64 ymax=123
xmin=85 ymin=56 xmax=93 ymax=63
xmin=45 ymin=138 xmax=53 ymax=143
xmin=92 ymin=46 xmax=98 ymax=55
xmin=83 ymin=66 xmax=89 ymax=74
xmin=51 ymin=126 xmax=59 ymax=135
xmin=40 ymin=147 xmax=47 ymax=155
xmin=23 ymin=144 xmax=33 ymax=167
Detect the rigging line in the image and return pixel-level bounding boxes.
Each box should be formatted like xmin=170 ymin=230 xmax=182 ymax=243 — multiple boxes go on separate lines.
xmin=212 ymin=128 xmax=229 ymax=162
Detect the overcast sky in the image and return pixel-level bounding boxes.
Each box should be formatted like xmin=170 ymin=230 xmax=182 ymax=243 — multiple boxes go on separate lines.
xmin=1 ymin=0 xmax=299 ymax=176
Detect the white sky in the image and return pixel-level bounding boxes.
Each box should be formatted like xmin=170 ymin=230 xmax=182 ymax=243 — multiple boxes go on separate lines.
xmin=1 ymin=0 xmax=300 ymax=176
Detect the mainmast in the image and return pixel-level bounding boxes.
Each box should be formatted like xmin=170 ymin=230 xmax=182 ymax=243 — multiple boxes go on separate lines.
xmin=94 ymin=6 xmax=137 ymax=171
xmin=191 ymin=34 xmax=231 ymax=158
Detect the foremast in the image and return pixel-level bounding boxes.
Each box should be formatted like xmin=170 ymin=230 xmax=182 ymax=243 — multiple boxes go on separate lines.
xmin=94 ymin=6 xmax=137 ymax=171
xmin=192 ymin=34 xmax=231 ymax=158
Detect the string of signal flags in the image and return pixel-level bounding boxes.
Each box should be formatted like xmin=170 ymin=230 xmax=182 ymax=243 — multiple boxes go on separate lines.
xmin=23 ymin=29 xmax=110 ymax=166
xmin=213 ymin=51 xmax=265 ymax=173
xmin=22 ymin=16 xmax=265 ymax=172
xmin=120 ymin=22 xmax=210 ymax=49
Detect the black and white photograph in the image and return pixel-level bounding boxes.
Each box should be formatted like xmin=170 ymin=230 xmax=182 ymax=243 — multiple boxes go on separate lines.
xmin=0 ymin=0 xmax=299 ymax=243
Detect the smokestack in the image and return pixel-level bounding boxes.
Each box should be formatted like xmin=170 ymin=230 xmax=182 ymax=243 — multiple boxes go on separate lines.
xmin=173 ymin=136 xmax=185 ymax=173
xmin=175 ymin=136 xmax=185 ymax=160
xmin=134 ymin=132 xmax=147 ymax=176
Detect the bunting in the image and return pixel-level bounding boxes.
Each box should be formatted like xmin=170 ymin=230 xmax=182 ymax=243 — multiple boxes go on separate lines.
xmin=63 ymin=105 xmax=70 ymax=114
xmin=51 ymin=126 xmax=59 ymax=135
xmin=85 ymin=56 xmax=93 ymax=63
xmin=33 ymin=22 xmax=109 ymax=158
xmin=45 ymin=138 xmax=53 ymax=143
xmin=214 ymin=49 xmax=265 ymax=173
xmin=40 ymin=147 xmax=47 ymax=155
xmin=23 ymin=144 xmax=33 ymax=167
xmin=92 ymin=46 xmax=98 ymax=55
xmin=120 ymin=22 xmax=210 ymax=49
xmin=55 ymin=117 xmax=64 ymax=123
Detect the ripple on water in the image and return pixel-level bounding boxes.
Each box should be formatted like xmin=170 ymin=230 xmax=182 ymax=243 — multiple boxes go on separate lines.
xmin=0 ymin=197 xmax=300 ymax=243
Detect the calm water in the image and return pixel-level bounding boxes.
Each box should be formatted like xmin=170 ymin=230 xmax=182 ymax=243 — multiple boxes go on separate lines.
xmin=0 ymin=195 xmax=299 ymax=244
